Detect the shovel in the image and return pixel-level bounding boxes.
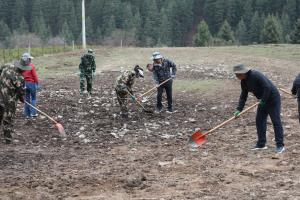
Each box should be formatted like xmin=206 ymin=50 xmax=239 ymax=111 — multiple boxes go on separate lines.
xmin=25 ymin=101 xmax=67 ymax=137
xmin=126 ymin=90 xmax=153 ymax=113
xmin=140 ymin=78 xmax=172 ymax=98
xmin=279 ymin=88 xmax=294 ymax=96
xmin=189 ymin=102 xmax=259 ymax=148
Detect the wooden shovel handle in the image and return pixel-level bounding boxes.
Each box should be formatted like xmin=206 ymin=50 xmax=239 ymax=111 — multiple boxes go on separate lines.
xmin=141 ymin=78 xmax=172 ymax=97
xmin=279 ymin=88 xmax=293 ymax=96
xmin=25 ymin=101 xmax=58 ymax=124
xmin=126 ymin=90 xmax=147 ymax=110
xmin=205 ymin=102 xmax=259 ymax=135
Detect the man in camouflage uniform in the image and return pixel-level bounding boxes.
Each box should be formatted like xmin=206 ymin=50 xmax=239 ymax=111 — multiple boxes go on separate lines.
xmin=115 ymin=65 xmax=144 ymax=118
xmin=79 ymin=49 xmax=96 ymax=96
xmin=0 ymin=60 xmax=31 ymax=144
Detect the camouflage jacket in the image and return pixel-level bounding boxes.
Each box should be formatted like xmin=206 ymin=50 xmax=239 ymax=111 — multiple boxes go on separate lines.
xmin=0 ymin=63 xmax=26 ymax=109
xmin=115 ymin=70 xmax=136 ymax=94
xmin=79 ymin=54 xmax=96 ymax=74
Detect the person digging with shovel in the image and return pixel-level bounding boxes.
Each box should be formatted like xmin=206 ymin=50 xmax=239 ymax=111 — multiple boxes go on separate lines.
xmin=115 ymin=65 xmax=144 ymax=118
xmin=151 ymin=52 xmax=176 ymax=113
xmin=233 ymin=64 xmax=285 ymax=154
xmin=291 ymin=73 xmax=300 ymax=124
xmin=0 ymin=60 xmax=31 ymax=144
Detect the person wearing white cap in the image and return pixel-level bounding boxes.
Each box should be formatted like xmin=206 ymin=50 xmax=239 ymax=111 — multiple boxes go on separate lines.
xmin=233 ymin=64 xmax=285 ymax=153
xmin=21 ymin=53 xmax=39 ymax=119
xmin=151 ymin=52 xmax=176 ymax=113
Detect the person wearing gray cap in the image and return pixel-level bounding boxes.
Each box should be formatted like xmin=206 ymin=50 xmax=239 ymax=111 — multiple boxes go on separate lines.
xmin=151 ymin=52 xmax=176 ymax=113
xmin=233 ymin=64 xmax=285 ymax=153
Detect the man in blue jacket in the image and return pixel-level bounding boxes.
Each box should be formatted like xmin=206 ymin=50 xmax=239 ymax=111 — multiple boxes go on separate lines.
xmin=291 ymin=73 xmax=300 ymax=124
xmin=152 ymin=52 xmax=176 ymax=113
xmin=233 ymin=64 xmax=285 ymax=153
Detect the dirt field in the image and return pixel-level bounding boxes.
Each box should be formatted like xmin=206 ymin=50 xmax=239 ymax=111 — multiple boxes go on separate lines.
xmin=0 ymin=46 xmax=300 ymax=200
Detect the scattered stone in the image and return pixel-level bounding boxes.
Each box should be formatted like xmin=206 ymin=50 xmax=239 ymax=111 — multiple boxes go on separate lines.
xmin=78 ymin=134 xmax=86 ymax=139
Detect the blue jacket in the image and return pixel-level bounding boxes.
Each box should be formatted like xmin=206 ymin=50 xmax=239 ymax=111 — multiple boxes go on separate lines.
xmin=237 ymin=70 xmax=280 ymax=111
xmin=292 ymin=73 xmax=300 ymax=99
xmin=153 ymin=59 xmax=176 ymax=84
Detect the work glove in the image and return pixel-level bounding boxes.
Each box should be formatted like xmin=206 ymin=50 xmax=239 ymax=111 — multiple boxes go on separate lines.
xmin=234 ymin=110 xmax=241 ymax=118
xmin=259 ymin=100 xmax=266 ymax=108
xmin=171 ymin=74 xmax=176 ymax=79
xmin=92 ymin=72 xmax=96 ymax=78
xmin=131 ymin=95 xmax=136 ymax=101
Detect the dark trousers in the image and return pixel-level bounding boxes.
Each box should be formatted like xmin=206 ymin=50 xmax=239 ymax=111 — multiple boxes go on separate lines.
xmin=0 ymin=104 xmax=15 ymax=142
xmin=157 ymin=80 xmax=173 ymax=110
xmin=298 ymin=98 xmax=300 ymax=124
xmin=256 ymin=98 xmax=284 ymax=148
xmin=80 ymin=73 xmax=93 ymax=93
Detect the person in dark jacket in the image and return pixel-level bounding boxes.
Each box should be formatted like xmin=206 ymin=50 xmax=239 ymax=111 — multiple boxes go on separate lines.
xmin=233 ymin=64 xmax=285 ymax=153
xmin=291 ymin=73 xmax=300 ymax=124
xmin=151 ymin=52 xmax=176 ymax=113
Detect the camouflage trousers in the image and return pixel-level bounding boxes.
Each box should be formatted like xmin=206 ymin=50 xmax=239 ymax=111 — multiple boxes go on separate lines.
xmin=80 ymin=73 xmax=93 ymax=94
xmin=116 ymin=90 xmax=128 ymax=115
xmin=0 ymin=104 xmax=15 ymax=143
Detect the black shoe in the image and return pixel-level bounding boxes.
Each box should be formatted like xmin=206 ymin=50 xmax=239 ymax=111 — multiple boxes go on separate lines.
xmin=5 ymin=138 xmax=12 ymax=144
xmin=121 ymin=113 xmax=128 ymax=119
xmin=251 ymin=144 xmax=268 ymax=151
xmin=166 ymin=108 xmax=173 ymax=113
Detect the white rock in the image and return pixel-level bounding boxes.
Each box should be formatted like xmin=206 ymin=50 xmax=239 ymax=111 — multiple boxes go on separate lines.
xmin=210 ymin=106 xmax=217 ymax=110
xmin=83 ymin=139 xmax=91 ymax=143
xmin=79 ymin=134 xmax=86 ymax=139
xmin=79 ymin=126 xmax=85 ymax=131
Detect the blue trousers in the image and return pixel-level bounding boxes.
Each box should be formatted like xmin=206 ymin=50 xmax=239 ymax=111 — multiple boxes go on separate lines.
xmin=256 ymin=97 xmax=284 ymax=148
xmin=24 ymin=82 xmax=37 ymax=117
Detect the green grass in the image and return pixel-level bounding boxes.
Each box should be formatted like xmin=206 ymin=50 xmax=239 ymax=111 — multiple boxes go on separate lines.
xmin=7 ymin=44 xmax=299 ymax=78
xmin=173 ymin=79 xmax=225 ymax=93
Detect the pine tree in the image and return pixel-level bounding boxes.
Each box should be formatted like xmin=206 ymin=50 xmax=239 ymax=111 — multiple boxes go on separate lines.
xmin=194 ymin=20 xmax=212 ymax=47
xmin=284 ymin=0 xmax=297 ymax=22
xmin=261 ymin=15 xmax=283 ymax=44
xmin=281 ymin=13 xmax=291 ymax=42
xmin=85 ymin=17 xmax=94 ymax=43
xmin=0 ymin=20 xmax=11 ymax=47
xmin=104 ymin=16 xmax=116 ymax=37
xmin=159 ymin=10 xmax=172 ymax=46
xmin=61 ymin=21 xmax=73 ymax=44
xmin=248 ymin=11 xmax=262 ymax=43
xmin=204 ymin=0 xmax=224 ymax=34
xmin=291 ymin=19 xmax=300 ymax=44
xmin=218 ymin=20 xmax=235 ymax=42
xmin=11 ymin=0 xmax=25 ymax=30
xmin=34 ymin=16 xmax=50 ymax=43
xmin=235 ymin=18 xmax=247 ymax=44
xmin=95 ymin=26 xmax=103 ymax=44
xmin=18 ymin=17 xmax=29 ymax=34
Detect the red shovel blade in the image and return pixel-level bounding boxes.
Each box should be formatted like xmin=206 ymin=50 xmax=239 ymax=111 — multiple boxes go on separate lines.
xmin=55 ymin=123 xmax=67 ymax=138
xmin=189 ymin=131 xmax=207 ymax=147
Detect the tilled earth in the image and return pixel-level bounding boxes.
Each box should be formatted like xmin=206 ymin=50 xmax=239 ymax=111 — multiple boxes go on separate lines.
xmin=0 ymin=66 xmax=299 ymax=200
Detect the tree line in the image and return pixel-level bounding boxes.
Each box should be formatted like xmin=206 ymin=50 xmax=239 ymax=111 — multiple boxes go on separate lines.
xmin=0 ymin=0 xmax=300 ymax=48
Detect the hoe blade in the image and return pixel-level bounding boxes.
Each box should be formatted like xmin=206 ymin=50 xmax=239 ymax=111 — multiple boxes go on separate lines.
xmin=189 ymin=131 xmax=207 ymax=147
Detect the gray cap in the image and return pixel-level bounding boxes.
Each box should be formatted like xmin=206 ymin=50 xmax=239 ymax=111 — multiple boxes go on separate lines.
xmin=22 ymin=52 xmax=34 ymax=60
xmin=151 ymin=51 xmax=163 ymax=60
xmin=233 ymin=64 xmax=250 ymax=74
